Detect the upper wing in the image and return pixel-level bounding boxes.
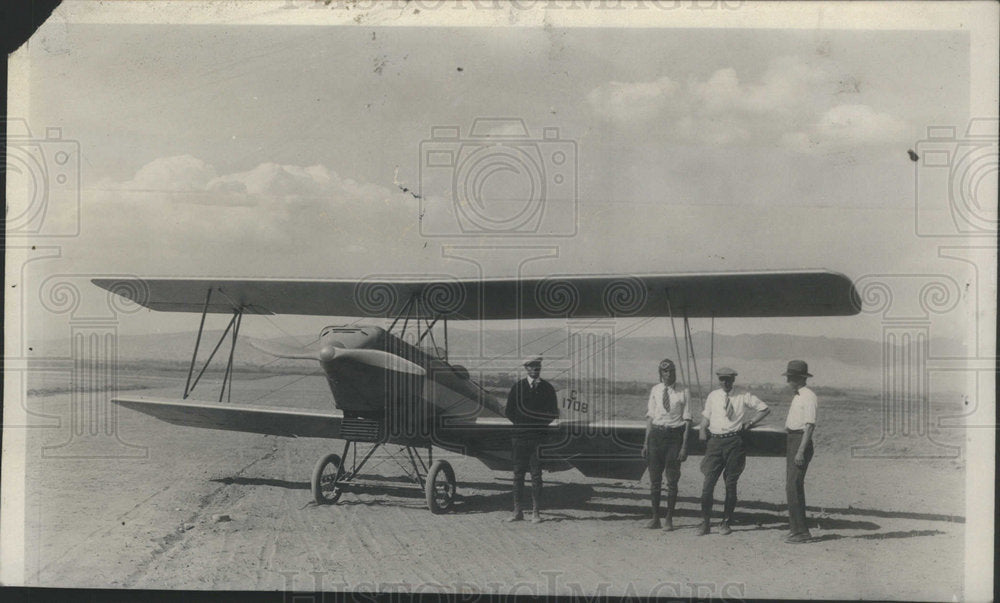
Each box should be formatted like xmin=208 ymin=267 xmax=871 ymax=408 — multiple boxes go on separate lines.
xmin=92 ymin=270 xmax=859 ymax=318
xmin=114 ymin=396 xmax=343 ymax=438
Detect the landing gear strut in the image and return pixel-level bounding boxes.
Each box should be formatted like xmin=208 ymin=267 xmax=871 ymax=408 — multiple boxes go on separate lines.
xmin=310 ymin=440 xmax=457 ymax=514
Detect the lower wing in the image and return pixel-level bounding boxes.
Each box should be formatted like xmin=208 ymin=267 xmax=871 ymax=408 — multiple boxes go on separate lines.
xmin=113 ymin=397 xmax=786 ymax=481
xmin=113 ymin=396 xmax=343 ymax=438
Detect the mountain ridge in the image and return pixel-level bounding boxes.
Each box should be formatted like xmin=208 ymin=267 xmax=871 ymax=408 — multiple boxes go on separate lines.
xmin=26 ymin=328 xmax=966 ymax=391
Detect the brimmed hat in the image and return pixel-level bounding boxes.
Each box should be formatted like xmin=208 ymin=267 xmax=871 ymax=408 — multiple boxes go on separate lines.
xmin=523 ymin=356 xmax=542 ymax=367
xmin=715 ymin=367 xmax=738 ymax=378
xmin=658 ymin=358 xmax=675 ymax=371
xmin=782 ymin=360 xmax=812 ymax=377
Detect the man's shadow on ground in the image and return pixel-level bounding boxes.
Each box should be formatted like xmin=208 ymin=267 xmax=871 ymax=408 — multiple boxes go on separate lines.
xmin=456 ymin=484 xmax=881 ymax=531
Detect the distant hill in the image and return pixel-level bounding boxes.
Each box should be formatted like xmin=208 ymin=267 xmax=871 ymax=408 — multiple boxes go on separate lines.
xmin=26 ymin=327 xmax=967 ymax=392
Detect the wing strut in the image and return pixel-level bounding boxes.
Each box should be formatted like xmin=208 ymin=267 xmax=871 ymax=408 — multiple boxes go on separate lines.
xmin=182 ymin=287 xmax=245 ymax=402
xmin=386 ymin=291 xmax=447 ymax=359
xmin=221 ymin=310 xmax=243 ymax=403
xmin=665 ymin=296 xmax=708 ymax=400
xmin=709 ymin=315 xmax=715 ymax=388
xmin=666 ymin=296 xmax=687 ymax=385
xmin=184 ymin=287 xmax=213 ymax=398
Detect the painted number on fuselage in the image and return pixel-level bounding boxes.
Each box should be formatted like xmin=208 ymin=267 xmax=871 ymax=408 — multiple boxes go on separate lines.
xmin=562 ymin=392 xmax=588 ymax=414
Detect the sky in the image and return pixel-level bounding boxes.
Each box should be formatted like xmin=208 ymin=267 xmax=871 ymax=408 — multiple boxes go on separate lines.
xmin=8 ymin=3 xmax=996 ymax=348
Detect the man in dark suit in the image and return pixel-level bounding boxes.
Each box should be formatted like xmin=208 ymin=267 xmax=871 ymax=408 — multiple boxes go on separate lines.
xmin=504 ymin=356 xmax=560 ymax=523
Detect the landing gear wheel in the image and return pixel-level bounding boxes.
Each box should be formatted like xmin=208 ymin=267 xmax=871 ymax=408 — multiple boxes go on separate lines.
xmin=425 ymin=459 xmax=457 ymax=514
xmin=312 ymin=453 xmax=345 ymax=505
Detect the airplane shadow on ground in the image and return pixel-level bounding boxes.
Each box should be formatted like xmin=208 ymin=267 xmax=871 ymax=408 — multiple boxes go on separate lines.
xmin=212 ymin=473 xmax=511 ymax=494
xmin=212 ymin=476 xmax=310 ymax=490
xmin=211 ymin=474 xmax=957 ymax=540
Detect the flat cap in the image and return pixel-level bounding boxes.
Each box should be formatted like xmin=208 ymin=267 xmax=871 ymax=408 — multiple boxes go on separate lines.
xmin=715 ymin=367 xmax=738 ymax=378
xmin=658 ymin=358 xmax=675 ymax=371
xmin=523 ymin=356 xmax=543 ymax=367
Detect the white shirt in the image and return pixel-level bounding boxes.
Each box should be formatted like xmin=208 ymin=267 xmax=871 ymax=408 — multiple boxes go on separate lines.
xmin=785 ymin=386 xmax=818 ymax=430
xmin=702 ymin=387 xmax=768 ymax=435
xmin=646 ymin=383 xmax=692 ymax=427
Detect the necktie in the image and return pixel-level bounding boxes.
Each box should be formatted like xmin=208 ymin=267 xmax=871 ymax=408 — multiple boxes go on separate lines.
xmin=530 ymin=380 xmax=537 ymax=392
xmin=725 ymin=394 xmax=734 ymax=420
xmin=662 ymin=386 xmax=670 ymax=413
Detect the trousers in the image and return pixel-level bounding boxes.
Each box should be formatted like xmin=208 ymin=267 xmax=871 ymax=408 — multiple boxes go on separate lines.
xmin=786 ymin=431 xmax=814 ymax=535
xmin=647 ymin=425 xmax=685 ymax=515
xmin=699 ymin=434 xmax=746 ymax=522
xmin=511 ymin=432 xmax=544 ymax=511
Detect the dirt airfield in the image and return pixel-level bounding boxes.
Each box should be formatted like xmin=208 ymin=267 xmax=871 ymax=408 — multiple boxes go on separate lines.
xmin=18 ymin=372 xmax=968 ymax=599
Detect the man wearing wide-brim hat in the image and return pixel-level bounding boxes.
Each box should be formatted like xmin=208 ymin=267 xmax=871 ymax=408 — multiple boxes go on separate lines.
xmin=783 ymin=360 xmax=817 ymax=544
xmin=695 ymin=366 xmax=771 ymax=536
xmin=504 ymin=356 xmax=560 ymax=523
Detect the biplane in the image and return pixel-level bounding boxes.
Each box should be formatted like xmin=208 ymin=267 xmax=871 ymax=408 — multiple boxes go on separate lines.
xmin=93 ymin=271 xmax=859 ymax=514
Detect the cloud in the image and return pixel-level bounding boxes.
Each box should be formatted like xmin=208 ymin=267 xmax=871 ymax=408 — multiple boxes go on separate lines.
xmin=120 ymin=154 xmax=219 ymax=193
xmin=582 ymin=56 xmax=910 ymax=152
xmin=586 ymin=76 xmax=678 ymax=123
xmin=586 ymin=56 xmax=826 ymax=128
xmin=83 ymin=156 xmax=421 ymax=271
xmin=780 ymin=104 xmax=909 ymax=153
xmin=102 ymin=157 xmax=395 ymax=209
xmin=691 ymin=56 xmax=826 ymax=116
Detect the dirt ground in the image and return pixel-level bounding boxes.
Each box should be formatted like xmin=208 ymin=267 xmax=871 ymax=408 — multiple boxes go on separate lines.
xmin=16 ymin=373 xmax=969 ymax=599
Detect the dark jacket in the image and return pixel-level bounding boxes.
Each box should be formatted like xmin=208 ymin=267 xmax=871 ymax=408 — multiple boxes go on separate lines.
xmin=505 ymin=378 xmax=559 ymax=427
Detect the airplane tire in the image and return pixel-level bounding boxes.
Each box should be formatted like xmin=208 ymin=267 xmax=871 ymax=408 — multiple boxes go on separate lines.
xmin=425 ymin=459 xmax=457 ymax=514
xmin=312 ymin=453 xmax=345 ymax=505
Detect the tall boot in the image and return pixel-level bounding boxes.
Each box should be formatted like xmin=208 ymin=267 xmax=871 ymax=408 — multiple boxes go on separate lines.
xmin=663 ymin=494 xmax=677 ymax=531
xmin=723 ymin=487 xmax=737 ymax=524
xmin=646 ymin=486 xmax=662 ymax=529
xmin=699 ymin=498 xmax=712 ymax=535
xmin=506 ymin=475 xmax=524 ymax=522
xmin=720 ymin=486 xmax=736 ymax=535
xmin=530 ymin=477 xmax=542 ymax=524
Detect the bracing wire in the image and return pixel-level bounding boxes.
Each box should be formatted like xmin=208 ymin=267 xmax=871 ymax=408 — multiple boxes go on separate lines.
xmin=464 ymin=316 xmax=607 ymax=373
xmin=684 ymin=316 xmax=704 ymax=401
xmin=666 ymin=297 xmax=689 ymax=389
xmin=547 ymin=315 xmax=658 ymax=382
xmin=248 ymin=370 xmax=323 ymax=403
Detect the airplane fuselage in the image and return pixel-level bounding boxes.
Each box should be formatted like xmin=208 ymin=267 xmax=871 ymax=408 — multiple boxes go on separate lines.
xmin=318 ymin=326 xmax=505 ymax=431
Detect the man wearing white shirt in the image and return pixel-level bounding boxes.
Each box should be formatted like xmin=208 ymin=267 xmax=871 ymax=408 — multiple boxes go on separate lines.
xmin=696 ymin=367 xmax=770 ymax=536
xmin=783 ymin=360 xmax=817 ymax=544
xmin=641 ymin=359 xmax=692 ymax=530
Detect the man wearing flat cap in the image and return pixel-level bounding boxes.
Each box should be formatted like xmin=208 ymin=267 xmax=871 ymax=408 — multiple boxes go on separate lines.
xmin=696 ymin=367 xmax=770 ymax=536
xmin=641 ymin=358 xmax=692 ymax=530
xmin=783 ymin=360 xmax=817 ymax=544
xmin=504 ymin=356 xmax=559 ymax=523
